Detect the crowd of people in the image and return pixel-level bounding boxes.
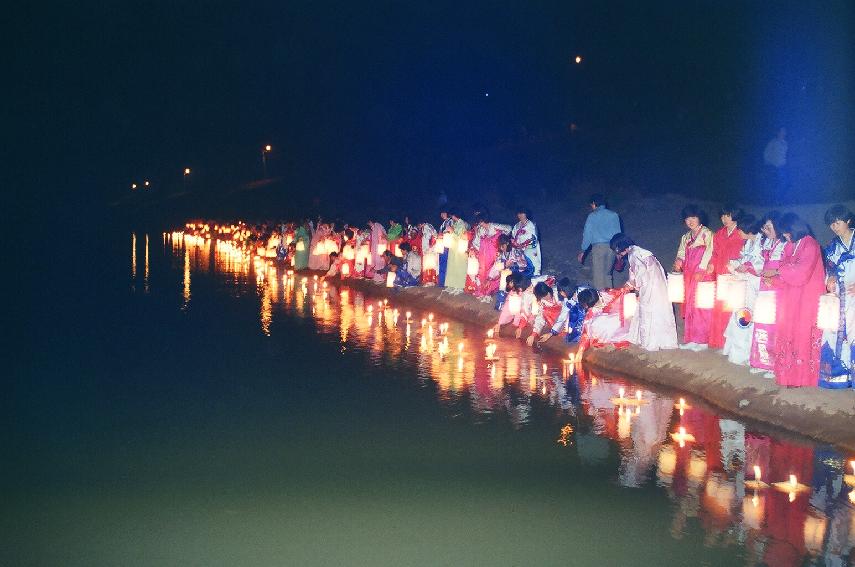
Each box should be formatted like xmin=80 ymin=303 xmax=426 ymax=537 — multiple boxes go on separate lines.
xmin=185 ymin=197 xmax=854 ymax=390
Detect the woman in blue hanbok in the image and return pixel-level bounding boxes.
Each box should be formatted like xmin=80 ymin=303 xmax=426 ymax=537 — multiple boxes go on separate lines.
xmin=820 ymin=205 xmax=855 ymax=388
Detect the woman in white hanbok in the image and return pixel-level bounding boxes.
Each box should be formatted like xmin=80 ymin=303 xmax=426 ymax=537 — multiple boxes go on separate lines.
xmin=512 ymin=208 xmax=542 ymax=276
xmin=610 ymin=233 xmax=678 ymax=351
xmin=722 ymin=215 xmax=764 ymax=365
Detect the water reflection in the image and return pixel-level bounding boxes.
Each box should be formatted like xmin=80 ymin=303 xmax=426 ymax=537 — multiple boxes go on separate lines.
xmin=170 ymin=237 xmax=855 ymax=567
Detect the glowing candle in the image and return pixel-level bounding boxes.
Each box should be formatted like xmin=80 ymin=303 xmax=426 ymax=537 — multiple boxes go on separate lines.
xmin=341 ymin=262 xmax=350 ymax=277
xmin=636 ymin=390 xmax=642 ymax=401
xmin=754 ymin=465 xmax=761 ymax=482
xmin=542 ymin=363 xmax=547 ymax=374
xmin=458 ymin=342 xmax=464 ymax=353
xmin=421 ymin=318 xmax=426 ymax=327
xmin=386 ymin=271 xmax=396 ymax=287
xmin=487 ymin=328 xmax=494 ymax=339
xmin=619 ymin=387 xmax=625 ymax=400
xmin=428 ymin=313 xmax=434 ymax=322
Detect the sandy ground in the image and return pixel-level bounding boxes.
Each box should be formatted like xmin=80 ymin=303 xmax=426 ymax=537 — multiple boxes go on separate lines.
xmin=340 ymin=276 xmax=855 ymax=452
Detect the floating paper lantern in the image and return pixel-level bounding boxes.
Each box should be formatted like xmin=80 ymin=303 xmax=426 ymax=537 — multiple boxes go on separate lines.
xmin=423 ymin=252 xmax=438 ymax=271
xmin=623 ymin=292 xmax=638 ymax=319
xmin=716 ymin=274 xmax=734 ymax=301
xmin=442 ymin=233 xmax=453 ymax=249
xmin=695 ymin=281 xmax=715 ymax=309
xmin=725 ymin=279 xmax=747 ymax=311
xmin=296 ymin=241 xmax=305 ymax=251
xmin=467 ymin=257 xmax=479 ymax=277
xmin=386 ymin=271 xmax=396 ymax=288
xmin=508 ymin=294 xmax=522 ymax=315
xmin=817 ymin=293 xmax=840 ymax=331
xmin=340 ymin=262 xmax=350 ymax=277
xmin=753 ymin=291 xmax=776 ymax=325
xmin=667 ymin=272 xmax=684 ymax=303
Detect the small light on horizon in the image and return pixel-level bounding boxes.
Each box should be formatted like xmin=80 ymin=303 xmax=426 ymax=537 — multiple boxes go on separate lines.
xmin=131 ymin=183 xmax=137 ymax=190
xmin=264 ymin=145 xmax=272 ymax=152
xmin=144 ymin=180 xmax=150 ymax=187
xmin=485 ymin=92 xmax=489 ymax=97
xmin=575 ymin=55 xmax=582 ymax=64
xmin=184 ymin=168 xmax=191 ymax=175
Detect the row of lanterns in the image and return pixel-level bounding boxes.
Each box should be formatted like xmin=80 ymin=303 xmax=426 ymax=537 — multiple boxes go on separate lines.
xmin=667 ymin=272 xmax=840 ymax=330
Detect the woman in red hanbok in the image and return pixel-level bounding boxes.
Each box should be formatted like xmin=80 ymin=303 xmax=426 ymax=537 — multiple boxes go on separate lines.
xmin=673 ymin=205 xmax=715 ymax=350
xmin=764 ymin=216 xmax=826 ymax=387
xmin=709 ymin=205 xmax=745 ymax=349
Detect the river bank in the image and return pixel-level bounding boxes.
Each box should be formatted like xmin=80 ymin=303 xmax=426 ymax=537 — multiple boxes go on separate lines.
xmin=340 ymin=276 xmax=855 ymax=452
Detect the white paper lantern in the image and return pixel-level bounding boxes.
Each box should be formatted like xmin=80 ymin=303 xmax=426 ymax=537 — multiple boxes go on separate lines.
xmin=754 ymin=290 xmax=777 ymax=325
xmin=376 ymin=243 xmax=387 ymax=256
xmin=817 ymin=293 xmax=840 ymax=331
xmin=442 ymin=233 xmax=453 ymax=249
xmin=667 ymin=272 xmax=684 ymax=303
xmin=500 ymin=269 xmax=512 ymax=285
xmin=343 ymin=246 xmax=355 ymax=261
xmin=467 ymin=257 xmax=479 ymax=276
xmin=695 ymin=281 xmax=715 ymax=309
xmin=386 ymin=271 xmax=396 ymax=288
xmin=725 ymin=279 xmax=747 ymax=311
xmin=393 ymin=244 xmax=402 ymax=257
xmin=623 ymin=292 xmax=638 ymax=319
xmin=433 ymin=240 xmax=444 ymax=254
xmin=456 ymin=237 xmax=469 ymax=254
xmin=325 ymin=239 xmax=339 ymax=254
xmin=340 ymin=262 xmax=350 ymax=277
xmin=716 ymin=274 xmax=734 ymax=301
xmin=508 ymin=294 xmax=522 ymax=315
xmin=296 ymin=241 xmax=305 ymax=251
xmin=423 ymin=252 xmax=438 ymax=271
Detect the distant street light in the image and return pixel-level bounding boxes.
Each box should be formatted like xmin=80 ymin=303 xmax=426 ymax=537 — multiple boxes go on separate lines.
xmin=262 ymin=145 xmax=272 ymax=178
xmin=131 ymin=183 xmax=137 ymax=190
xmin=575 ymin=55 xmax=583 ymax=64
xmin=184 ymin=167 xmax=191 ymax=176
xmin=144 ymin=180 xmax=150 ymax=188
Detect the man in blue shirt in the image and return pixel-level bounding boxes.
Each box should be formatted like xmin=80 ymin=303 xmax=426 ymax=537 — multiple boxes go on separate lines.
xmin=577 ymin=193 xmax=621 ymax=289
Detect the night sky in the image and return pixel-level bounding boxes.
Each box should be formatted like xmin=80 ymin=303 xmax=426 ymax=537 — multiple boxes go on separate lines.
xmin=12 ymin=1 xmax=855 ymax=219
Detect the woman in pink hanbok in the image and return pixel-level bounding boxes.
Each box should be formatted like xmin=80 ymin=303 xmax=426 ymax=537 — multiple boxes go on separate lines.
xmin=611 ymin=233 xmax=678 ymax=351
xmin=673 ymin=205 xmax=714 ymax=350
xmin=472 ymin=217 xmax=511 ymax=297
xmin=750 ymin=213 xmax=786 ymax=375
xmin=764 ymin=216 xmax=825 ymax=387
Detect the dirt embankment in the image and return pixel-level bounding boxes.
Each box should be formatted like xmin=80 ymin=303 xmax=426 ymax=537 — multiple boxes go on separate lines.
xmin=341 ymin=277 xmax=855 ymax=452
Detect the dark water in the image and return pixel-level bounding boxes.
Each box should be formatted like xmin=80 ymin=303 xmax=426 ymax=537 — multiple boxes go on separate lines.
xmin=6 ymin=231 xmax=855 ymax=566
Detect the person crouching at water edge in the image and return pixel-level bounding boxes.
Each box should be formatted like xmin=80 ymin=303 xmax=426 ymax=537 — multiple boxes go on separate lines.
xmin=673 ymin=204 xmax=714 ymax=351
xmin=610 ymin=233 xmax=678 ymax=351
xmin=526 ymin=281 xmax=563 ymax=346
xmin=576 ymin=288 xmax=632 ymax=353
xmin=820 ymin=204 xmax=855 ymax=389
